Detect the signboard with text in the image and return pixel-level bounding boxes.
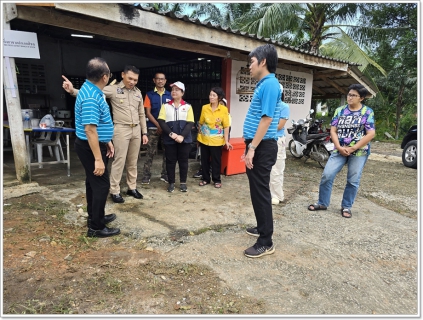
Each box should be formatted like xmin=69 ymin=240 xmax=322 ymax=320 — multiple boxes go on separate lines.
xmin=3 ymin=30 xmax=40 ymax=59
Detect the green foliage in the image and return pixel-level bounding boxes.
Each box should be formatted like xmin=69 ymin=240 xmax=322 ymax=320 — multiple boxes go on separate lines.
xmin=141 ymin=3 xmax=186 ymax=14
xmin=363 ymin=3 xmax=417 ymax=139
xmin=177 ymin=3 xmax=417 ymax=141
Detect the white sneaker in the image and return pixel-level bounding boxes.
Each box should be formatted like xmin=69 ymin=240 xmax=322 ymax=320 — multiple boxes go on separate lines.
xmin=271 ymin=198 xmax=280 ymax=205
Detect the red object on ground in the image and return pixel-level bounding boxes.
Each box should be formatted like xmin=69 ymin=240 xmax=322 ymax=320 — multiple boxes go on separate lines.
xmin=221 ymin=137 xmax=246 ymax=176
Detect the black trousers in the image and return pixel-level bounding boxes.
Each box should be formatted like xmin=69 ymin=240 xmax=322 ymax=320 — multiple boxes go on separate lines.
xmin=200 ymin=143 xmax=223 ymax=184
xmin=75 ymin=137 xmax=110 ymax=230
xmin=164 ymin=143 xmax=191 ymax=184
xmin=245 ymin=139 xmax=277 ymax=246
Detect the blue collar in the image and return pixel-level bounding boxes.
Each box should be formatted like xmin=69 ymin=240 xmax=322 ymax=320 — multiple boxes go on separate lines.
xmin=85 ymin=79 xmax=104 ymax=95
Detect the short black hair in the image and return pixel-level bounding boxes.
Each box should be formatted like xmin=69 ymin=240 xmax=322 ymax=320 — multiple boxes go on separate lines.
xmin=248 ymin=44 xmax=278 ymax=73
xmin=210 ymin=87 xmax=226 ymax=101
xmin=154 ymin=72 xmax=166 ymax=79
xmin=123 ymin=65 xmax=140 ymax=75
xmin=86 ymin=57 xmax=109 ymax=83
xmin=348 ymin=84 xmax=369 ymax=98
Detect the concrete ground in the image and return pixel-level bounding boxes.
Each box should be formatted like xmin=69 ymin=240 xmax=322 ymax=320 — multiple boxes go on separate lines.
xmin=2 ymin=138 xmax=419 ymax=315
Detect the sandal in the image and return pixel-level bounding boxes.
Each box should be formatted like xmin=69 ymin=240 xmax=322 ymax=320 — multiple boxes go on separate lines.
xmin=308 ymin=203 xmax=327 ymax=211
xmin=214 ymin=182 xmax=222 ymax=188
xmin=199 ymin=180 xmax=209 ymax=187
xmin=341 ymin=208 xmax=352 ymax=218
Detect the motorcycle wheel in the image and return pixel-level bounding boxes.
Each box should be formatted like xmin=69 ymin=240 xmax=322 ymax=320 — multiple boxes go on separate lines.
xmin=317 ymin=145 xmax=331 ymax=168
xmin=289 ymin=139 xmax=303 ymax=158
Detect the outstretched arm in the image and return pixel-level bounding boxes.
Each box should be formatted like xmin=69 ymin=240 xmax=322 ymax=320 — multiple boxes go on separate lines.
xmin=62 ymin=75 xmax=78 ymax=96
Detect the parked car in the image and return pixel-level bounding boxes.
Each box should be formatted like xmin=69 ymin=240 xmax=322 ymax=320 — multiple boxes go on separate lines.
xmin=401 ymin=125 xmax=417 ymax=168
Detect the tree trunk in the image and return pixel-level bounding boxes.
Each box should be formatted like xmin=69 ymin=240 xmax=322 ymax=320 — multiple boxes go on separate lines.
xmin=395 ymin=84 xmax=405 ymax=140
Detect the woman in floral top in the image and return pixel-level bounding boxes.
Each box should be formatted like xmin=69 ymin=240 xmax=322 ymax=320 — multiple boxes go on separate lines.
xmin=308 ymin=84 xmax=376 ymax=218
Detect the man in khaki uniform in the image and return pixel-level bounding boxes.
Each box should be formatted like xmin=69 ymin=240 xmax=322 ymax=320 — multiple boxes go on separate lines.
xmin=62 ymin=65 xmax=148 ymax=203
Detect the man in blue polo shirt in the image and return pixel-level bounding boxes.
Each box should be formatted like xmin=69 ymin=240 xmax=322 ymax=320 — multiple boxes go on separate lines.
xmin=243 ymin=44 xmax=281 ymax=258
xmin=73 ymin=57 xmax=120 ymax=238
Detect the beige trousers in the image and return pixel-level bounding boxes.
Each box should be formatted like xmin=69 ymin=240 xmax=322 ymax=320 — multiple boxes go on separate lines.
xmin=270 ymin=136 xmax=286 ymax=201
xmin=109 ymin=124 xmax=141 ymax=194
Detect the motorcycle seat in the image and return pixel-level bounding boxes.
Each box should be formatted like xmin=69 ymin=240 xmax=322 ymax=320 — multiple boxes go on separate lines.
xmin=306 ymin=133 xmax=329 ymax=139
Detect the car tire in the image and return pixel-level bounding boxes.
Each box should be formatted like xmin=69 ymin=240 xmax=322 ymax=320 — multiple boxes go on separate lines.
xmin=402 ymin=140 xmax=417 ymax=169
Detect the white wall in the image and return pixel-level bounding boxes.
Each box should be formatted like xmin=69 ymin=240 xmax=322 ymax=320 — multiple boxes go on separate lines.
xmin=229 ymin=60 xmax=313 ymax=139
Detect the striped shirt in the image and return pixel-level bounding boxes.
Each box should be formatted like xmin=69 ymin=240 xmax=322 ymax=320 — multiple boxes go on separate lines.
xmin=75 ymin=80 xmax=114 ymax=142
xmin=243 ymin=73 xmax=281 ymax=140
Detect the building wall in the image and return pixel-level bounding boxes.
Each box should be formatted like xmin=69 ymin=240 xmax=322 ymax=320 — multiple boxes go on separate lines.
xmin=229 ymin=60 xmax=313 ymax=139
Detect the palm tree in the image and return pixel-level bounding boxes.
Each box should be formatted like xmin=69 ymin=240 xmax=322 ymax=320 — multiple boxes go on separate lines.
xmin=139 ymin=3 xmax=186 ymax=14
xmin=235 ymin=3 xmax=388 ymax=75
xmin=186 ymin=3 xmax=255 ymax=28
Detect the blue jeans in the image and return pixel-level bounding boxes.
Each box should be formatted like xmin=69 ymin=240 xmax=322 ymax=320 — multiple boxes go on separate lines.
xmin=317 ymin=152 xmax=369 ymax=209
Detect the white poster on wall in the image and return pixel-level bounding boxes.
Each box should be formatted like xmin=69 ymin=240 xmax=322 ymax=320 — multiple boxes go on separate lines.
xmin=3 ymin=30 xmax=40 ymax=59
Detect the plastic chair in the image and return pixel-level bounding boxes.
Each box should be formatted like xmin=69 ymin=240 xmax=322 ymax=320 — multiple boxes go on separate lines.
xmin=33 ymin=131 xmax=55 ymax=159
xmin=32 ymin=132 xmax=65 ymax=168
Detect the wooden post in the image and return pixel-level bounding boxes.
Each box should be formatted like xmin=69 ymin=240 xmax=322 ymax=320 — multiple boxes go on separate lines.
xmin=221 ymin=57 xmax=232 ymax=112
xmin=3 ymin=11 xmax=31 ymax=183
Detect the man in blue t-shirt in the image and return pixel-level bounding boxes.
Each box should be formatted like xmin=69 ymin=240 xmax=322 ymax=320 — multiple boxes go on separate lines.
xmin=72 ymin=57 xmax=120 ymax=238
xmin=243 ymin=44 xmax=281 ymax=258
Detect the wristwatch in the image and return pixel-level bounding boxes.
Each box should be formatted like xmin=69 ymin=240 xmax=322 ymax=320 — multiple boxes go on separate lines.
xmin=169 ymin=132 xmax=174 ymax=137
xmin=248 ymin=143 xmax=257 ymax=150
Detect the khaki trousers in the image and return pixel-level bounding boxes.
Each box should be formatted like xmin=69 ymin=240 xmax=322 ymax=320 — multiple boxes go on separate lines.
xmin=269 ymin=136 xmax=286 ymax=202
xmin=109 ymin=124 xmax=141 ymax=194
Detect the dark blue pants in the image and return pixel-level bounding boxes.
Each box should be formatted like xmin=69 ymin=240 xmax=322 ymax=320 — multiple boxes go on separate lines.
xmin=245 ymin=139 xmax=277 ymax=246
xmin=75 ymin=138 xmax=110 ymax=230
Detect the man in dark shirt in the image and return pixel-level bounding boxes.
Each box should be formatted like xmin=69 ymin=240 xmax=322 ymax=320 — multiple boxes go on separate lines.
xmin=141 ymin=72 xmax=172 ymax=184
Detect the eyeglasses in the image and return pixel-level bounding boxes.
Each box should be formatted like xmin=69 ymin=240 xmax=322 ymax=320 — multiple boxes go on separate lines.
xmin=347 ymin=93 xmax=360 ymax=98
xmin=155 ymin=77 xmax=166 ymax=81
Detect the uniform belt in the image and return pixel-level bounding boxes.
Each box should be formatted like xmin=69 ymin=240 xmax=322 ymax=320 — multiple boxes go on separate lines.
xmin=119 ymin=123 xmax=138 ymax=127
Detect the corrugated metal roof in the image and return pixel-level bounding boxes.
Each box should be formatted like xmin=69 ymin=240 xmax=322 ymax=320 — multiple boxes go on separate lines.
xmin=130 ymin=4 xmax=360 ymax=67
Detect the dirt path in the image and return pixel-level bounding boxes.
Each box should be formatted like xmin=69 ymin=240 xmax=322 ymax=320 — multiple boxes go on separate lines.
xmin=2 ymin=141 xmax=418 ymax=315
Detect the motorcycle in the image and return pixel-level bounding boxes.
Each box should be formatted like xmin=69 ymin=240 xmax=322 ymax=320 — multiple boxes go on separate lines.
xmin=308 ymin=117 xmax=326 ymax=134
xmin=287 ymin=110 xmax=334 ymax=168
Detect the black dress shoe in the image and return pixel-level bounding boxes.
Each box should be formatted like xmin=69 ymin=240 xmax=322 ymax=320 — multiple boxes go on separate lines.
xmin=87 ymin=213 xmax=117 ymax=228
xmin=111 ymin=193 xmax=125 ymax=203
xmin=87 ymin=226 xmax=120 ymax=238
xmin=126 ymin=189 xmax=143 ymax=199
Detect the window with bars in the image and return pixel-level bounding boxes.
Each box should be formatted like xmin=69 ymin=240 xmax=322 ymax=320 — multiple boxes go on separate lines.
xmin=238 ymin=72 xmax=307 ymax=105
xmin=16 ymin=62 xmax=47 ymax=93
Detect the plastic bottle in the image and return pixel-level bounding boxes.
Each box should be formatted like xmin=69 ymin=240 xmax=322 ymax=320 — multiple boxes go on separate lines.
xmin=24 ymin=112 xmax=31 ymax=129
